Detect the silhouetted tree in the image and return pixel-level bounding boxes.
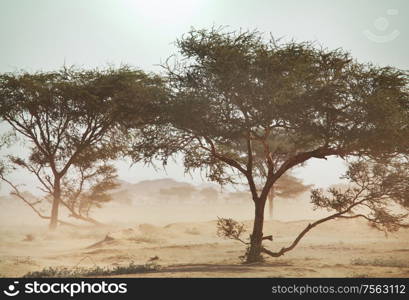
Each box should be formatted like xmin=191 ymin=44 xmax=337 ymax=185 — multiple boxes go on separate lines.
xmin=159 ymin=185 xmax=197 ymax=204
xmin=0 ymin=66 xmax=163 ymax=229
xmin=199 ymin=187 xmax=219 ymax=204
xmin=225 ymin=191 xmax=249 ymax=205
xmin=158 ymin=28 xmax=409 ymax=262
xmin=266 ymin=173 xmax=312 ymax=219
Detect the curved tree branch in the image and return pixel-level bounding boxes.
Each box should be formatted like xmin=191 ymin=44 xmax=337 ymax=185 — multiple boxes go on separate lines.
xmin=261 ymin=198 xmax=367 ymax=257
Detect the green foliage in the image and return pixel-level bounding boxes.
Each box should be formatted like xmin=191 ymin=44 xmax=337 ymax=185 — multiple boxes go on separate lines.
xmin=0 ymin=66 xmax=163 ymax=225
xmin=0 ymin=66 xmax=162 ymax=170
xmin=161 ymin=27 xmax=408 ymax=188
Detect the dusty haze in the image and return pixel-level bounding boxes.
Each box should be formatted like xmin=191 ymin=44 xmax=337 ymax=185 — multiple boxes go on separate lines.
xmin=1 ymin=178 xmax=408 ymax=278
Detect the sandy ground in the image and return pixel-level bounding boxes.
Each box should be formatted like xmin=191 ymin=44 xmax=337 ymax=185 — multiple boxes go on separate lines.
xmin=1 ymin=212 xmax=409 ymax=278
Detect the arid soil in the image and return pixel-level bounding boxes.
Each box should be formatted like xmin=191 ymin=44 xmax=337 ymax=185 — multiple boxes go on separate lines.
xmin=1 ymin=214 xmax=408 ymax=278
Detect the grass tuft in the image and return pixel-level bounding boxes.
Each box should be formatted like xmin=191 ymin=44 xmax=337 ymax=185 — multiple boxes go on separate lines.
xmin=351 ymin=257 xmax=409 ymax=268
xmin=23 ymin=261 xmax=161 ymax=278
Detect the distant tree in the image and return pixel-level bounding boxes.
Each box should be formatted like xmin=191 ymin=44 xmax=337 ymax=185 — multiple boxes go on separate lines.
xmin=241 ymin=137 xmax=312 ymax=218
xmin=225 ymin=191 xmax=249 ymax=205
xmin=159 ymin=185 xmax=197 ymax=204
xmin=265 ymin=173 xmax=312 ymax=219
xmin=199 ymin=187 xmax=219 ymax=204
xmin=157 ymin=28 xmax=408 ymax=262
xmin=0 ymin=67 xmax=163 ymax=229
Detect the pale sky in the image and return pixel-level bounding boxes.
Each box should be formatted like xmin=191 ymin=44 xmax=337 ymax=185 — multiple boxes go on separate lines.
xmin=0 ymin=0 xmax=408 ymax=194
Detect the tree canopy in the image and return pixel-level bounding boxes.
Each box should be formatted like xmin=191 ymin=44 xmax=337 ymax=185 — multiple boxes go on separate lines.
xmin=0 ymin=66 xmax=165 ymax=228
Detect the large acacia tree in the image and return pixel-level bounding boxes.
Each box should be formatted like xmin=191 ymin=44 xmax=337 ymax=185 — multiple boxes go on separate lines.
xmin=159 ymin=28 xmax=409 ymax=262
xmin=0 ymin=67 xmax=164 ymax=229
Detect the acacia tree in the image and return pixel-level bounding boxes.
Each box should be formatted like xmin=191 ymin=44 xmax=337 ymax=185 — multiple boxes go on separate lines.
xmin=158 ymin=28 xmax=409 ymax=262
xmin=0 ymin=67 xmax=163 ymax=229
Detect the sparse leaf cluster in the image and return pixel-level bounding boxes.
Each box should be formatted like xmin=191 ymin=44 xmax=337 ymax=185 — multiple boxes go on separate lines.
xmin=216 ymin=217 xmax=247 ymax=244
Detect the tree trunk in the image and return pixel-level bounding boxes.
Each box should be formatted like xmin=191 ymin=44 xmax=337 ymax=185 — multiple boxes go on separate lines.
xmin=246 ymin=199 xmax=266 ymax=263
xmin=49 ymin=177 xmax=61 ymax=230
xmin=268 ymin=187 xmax=274 ymax=220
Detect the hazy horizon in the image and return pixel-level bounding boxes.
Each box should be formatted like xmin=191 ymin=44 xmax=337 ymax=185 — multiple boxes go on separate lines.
xmin=1 ymin=0 xmax=408 ymax=195
xmin=0 ymin=1 xmax=408 ymax=280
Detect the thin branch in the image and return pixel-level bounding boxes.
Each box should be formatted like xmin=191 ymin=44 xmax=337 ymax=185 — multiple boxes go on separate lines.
xmin=59 ymin=199 xmax=102 ymax=225
xmin=261 ymin=198 xmax=366 ymax=257
xmin=260 ymin=146 xmax=345 ymax=203
xmin=204 ymin=137 xmax=248 ymax=175
xmin=0 ymin=174 xmax=76 ymax=227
